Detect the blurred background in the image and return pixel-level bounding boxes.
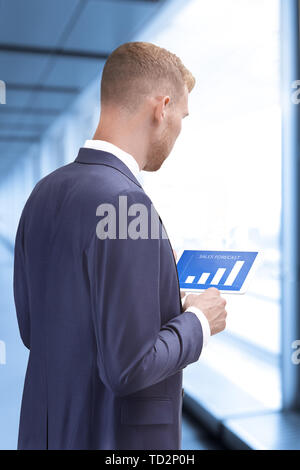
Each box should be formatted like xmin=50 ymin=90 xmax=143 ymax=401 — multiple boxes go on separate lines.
xmin=0 ymin=0 xmax=299 ymax=450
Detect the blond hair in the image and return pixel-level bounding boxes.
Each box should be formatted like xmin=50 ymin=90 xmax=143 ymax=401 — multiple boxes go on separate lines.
xmin=100 ymin=41 xmax=195 ymax=113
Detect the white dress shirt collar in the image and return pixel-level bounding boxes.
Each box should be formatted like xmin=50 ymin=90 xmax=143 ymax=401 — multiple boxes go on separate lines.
xmin=83 ymin=139 xmax=140 ymax=179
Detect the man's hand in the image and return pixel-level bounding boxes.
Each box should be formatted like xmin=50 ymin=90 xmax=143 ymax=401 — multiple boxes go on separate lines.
xmin=182 ymin=287 xmax=227 ymax=336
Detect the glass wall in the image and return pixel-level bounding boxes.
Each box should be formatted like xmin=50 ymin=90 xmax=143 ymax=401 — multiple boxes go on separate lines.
xmin=138 ymin=0 xmax=282 ymax=409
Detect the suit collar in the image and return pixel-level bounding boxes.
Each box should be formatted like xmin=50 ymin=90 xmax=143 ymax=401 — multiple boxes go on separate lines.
xmin=74 ymin=147 xmax=143 ymax=189
xmin=83 ymin=139 xmax=140 ymax=179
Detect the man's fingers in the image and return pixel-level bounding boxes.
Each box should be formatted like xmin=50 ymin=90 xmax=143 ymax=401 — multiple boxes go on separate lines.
xmin=207 ymin=287 xmax=220 ymax=294
xmin=180 ymin=290 xmax=186 ymax=299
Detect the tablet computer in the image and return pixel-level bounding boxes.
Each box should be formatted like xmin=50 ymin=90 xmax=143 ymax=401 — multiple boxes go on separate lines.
xmin=176 ymin=249 xmax=260 ymax=294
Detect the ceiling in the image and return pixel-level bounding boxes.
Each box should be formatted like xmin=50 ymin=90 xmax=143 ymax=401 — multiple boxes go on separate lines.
xmin=0 ymin=0 xmax=164 ymax=167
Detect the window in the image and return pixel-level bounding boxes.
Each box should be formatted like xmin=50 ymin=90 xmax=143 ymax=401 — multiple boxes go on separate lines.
xmin=139 ymin=0 xmax=281 ymax=409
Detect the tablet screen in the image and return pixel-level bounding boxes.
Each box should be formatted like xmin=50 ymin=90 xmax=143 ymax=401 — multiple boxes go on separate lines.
xmin=177 ymin=250 xmax=259 ymax=294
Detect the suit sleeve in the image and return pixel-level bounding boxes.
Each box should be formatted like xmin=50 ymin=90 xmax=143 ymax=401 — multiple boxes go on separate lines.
xmin=87 ymin=189 xmax=203 ymax=396
xmin=13 ymin=210 xmax=31 ymax=349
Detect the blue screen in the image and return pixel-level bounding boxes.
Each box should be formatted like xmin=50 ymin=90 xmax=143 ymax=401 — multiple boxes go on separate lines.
xmin=177 ymin=250 xmax=258 ymax=292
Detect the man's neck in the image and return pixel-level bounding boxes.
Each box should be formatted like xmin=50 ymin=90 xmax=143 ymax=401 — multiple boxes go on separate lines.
xmin=92 ymin=128 xmax=146 ymax=171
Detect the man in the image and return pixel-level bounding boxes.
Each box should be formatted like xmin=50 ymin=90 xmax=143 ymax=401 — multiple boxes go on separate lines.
xmin=13 ymin=42 xmax=227 ymax=450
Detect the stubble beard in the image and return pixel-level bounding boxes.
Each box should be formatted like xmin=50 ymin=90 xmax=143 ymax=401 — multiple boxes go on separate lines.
xmin=144 ymin=125 xmax=173 ymax=172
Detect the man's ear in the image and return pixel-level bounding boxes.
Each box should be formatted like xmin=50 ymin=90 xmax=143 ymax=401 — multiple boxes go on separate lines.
xmin=154 ymin=95 xmax=170 ymax=123
xmin=163 ymin=96 xmax=171 ymax=116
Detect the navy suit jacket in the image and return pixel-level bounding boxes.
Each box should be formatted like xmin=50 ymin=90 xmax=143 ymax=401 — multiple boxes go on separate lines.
xmin=13 ymin=148 xmax=203 ymax=450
